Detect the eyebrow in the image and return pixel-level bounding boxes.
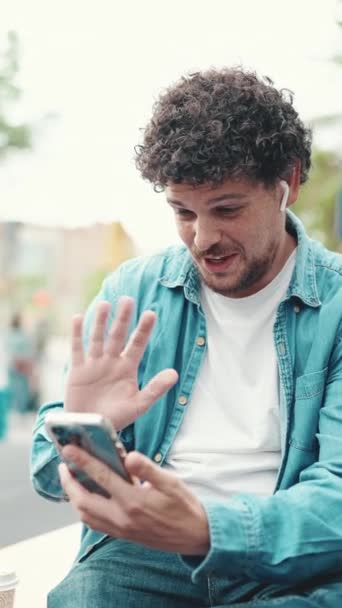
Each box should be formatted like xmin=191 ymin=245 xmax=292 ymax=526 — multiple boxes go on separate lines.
xmin=167 ymin=193 xmax=248 ymax=207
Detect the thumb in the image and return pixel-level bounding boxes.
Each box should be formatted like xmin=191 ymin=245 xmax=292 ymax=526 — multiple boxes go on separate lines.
xmin=125 ymin=451 xmax=180 ymax=496
xmin=137 ymin=368 xmax=178 ymax=415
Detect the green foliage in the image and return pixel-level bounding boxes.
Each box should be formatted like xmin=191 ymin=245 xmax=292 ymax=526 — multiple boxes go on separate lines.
xmin=0 ymin=31 xmax=32 ymax=158
xmin=294 ymin=149 xmax=342 ymax=250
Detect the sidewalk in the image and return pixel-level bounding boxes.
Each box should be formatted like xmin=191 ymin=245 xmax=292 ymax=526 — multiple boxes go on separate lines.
xmin=0 ymin=335 xmax=81 ymax=605
xmin=0 ymin=523 xmax=81 ymax=607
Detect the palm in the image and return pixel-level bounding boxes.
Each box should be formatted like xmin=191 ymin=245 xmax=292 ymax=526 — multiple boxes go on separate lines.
xmin=66 ymin=357 xmax=142 ymax=430
xmin=65 ymin=297 xmax=178 ymax=431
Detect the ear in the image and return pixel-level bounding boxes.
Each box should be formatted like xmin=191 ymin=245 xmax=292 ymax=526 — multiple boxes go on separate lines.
xmin=287 ymin=161 xmax=301 ymax=207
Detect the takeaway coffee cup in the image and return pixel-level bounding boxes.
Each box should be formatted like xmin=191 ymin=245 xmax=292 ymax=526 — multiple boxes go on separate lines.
xmin=0 ymin=567 xmax=18 ymax=608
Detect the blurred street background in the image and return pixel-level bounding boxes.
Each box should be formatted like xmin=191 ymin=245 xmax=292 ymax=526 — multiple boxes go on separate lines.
xmin=0 ymin=0 xmax=341 ymax=550
xmin=0 ymin=335 xmax=78 ymax=547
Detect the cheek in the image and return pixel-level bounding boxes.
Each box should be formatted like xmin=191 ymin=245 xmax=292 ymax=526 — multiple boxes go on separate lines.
xmin=224 ymin=223 xmax=251 ymax=252
xmin=247 ymin=220 xmax=280 ymax=258
xmin=175 ymin=222 xmax=193 ymax=246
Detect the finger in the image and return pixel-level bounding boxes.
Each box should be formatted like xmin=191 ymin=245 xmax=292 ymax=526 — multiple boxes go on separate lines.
xmin=105 ymin=296 xmax=135 ymax=357
xmin=59 ymin=463 xmax=114 ymax=528
xmin=122 ymin=310 xmax=156 ymax=366
xmin=61 ymin=445 xmax=132 ymax=500
xmin=58 ymin=462 xmax=91 ymax=505
xmin=125 ymin=451 xmax=182 ymax=496
xmin=137 ymin=369 xmax=178 ymax=415
xmin=88 ymin=301 xmax=111 ymax=359
xmin=71 ymin=314 xmax=85 ymax=367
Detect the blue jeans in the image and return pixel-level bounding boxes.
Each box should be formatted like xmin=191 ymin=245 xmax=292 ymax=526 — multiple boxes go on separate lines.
xmin=48 ymin=537 xmax=342 ymax=607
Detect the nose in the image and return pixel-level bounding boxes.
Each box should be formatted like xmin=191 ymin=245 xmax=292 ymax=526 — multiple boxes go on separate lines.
xmin=193 ymin=217 xmax=221 ymax=252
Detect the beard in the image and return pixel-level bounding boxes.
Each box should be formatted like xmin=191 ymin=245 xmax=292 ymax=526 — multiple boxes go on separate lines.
xmin=192 ymin=239 xmax=279 ymax=298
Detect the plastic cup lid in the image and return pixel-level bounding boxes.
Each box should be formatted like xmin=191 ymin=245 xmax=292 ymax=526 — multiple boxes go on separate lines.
xmin=0 ymin=567 xmax=19 ymax=591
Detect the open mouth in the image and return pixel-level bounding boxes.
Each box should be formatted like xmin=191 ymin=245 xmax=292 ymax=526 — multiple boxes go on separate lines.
xmin=202 ymin=253 xmax=238 ymax=273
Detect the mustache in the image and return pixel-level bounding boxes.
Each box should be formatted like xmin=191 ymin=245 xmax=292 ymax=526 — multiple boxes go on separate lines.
xmin=192 ymin=244 xmax=240 ymax=259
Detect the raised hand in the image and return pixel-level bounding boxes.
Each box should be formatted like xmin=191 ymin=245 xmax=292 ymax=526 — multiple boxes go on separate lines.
xmin=64 ymin=296 xmax=178 ymax=431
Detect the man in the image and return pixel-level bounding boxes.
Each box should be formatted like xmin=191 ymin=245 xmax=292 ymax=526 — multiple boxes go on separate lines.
xmin=31 ymin=67 xmax=342 ymax=607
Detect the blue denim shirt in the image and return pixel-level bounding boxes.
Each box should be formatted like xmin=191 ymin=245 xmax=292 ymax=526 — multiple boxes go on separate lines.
xmin=31 ymin=211 xmax=342 ymax=584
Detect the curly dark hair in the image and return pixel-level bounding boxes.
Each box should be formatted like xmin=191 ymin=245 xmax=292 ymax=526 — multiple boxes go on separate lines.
xmin=135 ymin=67 xmax=312 ymax=190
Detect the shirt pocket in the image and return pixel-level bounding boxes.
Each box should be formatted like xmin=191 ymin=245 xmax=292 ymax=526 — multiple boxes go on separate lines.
xmin=290 ymin=368 xmax=328 ymax=452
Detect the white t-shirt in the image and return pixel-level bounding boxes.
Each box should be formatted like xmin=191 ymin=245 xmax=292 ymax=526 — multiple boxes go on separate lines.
xmin=164 ymin=251 xmax=296 ymax=501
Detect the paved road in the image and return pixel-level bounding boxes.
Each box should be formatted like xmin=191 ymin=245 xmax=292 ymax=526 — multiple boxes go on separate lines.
xmin=0 ymin=412 xmax=78 ymax=548
xmin=0 ymin=337 xmax=78 ymax=548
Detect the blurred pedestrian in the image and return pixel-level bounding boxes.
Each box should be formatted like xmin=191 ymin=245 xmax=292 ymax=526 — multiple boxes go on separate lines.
xmin=33 ymin=316 xmax=50 ymax=364
xmin=6 ymin=313 xmax=38 ymax=414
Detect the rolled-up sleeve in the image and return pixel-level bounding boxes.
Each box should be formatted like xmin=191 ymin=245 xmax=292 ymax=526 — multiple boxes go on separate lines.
xmin=30 ymin=401 xmax=68 ymax=501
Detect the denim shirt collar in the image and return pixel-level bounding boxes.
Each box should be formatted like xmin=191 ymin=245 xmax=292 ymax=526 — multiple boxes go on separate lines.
xmin=285 ymin=210 xmax=321 ymax=308
xmin=159 ymin=210 xmax=321 ymax=309
xmin=159 ymin=249 xmax=201 ymax=306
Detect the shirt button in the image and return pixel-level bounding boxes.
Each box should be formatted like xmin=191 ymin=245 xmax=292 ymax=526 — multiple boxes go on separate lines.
xmin=154 ymin=453 xmax=162 ymax=463
xmin=278 ymin=342 xmax=286 ymax=355
xmin=178 ymin=395 xmax=188 ymax=406
xmin=196 ymin=336 xmax=206 ymax=346
xmin=294 ymin=304 xmax=301 ymax=313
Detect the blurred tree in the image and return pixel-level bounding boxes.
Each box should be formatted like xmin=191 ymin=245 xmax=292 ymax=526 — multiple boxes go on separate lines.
xmin=0 ymin=31 xmax=32 ymax=158
xmin=294 ymin=149 xmax=342 ymax=250
xmin=0 ymin=32 xmax=34 ymax=324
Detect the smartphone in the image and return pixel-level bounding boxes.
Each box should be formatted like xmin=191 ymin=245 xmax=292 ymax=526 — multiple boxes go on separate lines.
xmin=45 ymin=412 xmax=132 ymax=497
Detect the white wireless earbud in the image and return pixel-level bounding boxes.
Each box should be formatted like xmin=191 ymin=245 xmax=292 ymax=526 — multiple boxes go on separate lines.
xmin=279 ymin=180 xmax=289 ymax=212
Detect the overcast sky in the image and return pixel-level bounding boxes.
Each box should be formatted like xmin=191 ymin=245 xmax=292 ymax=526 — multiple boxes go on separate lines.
xmin=0 ymin=0 xmax=341 ymax=252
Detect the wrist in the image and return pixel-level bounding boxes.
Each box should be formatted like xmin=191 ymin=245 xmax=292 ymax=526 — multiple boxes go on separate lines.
xmin=184 ymin=506 xmax=210 ymax=555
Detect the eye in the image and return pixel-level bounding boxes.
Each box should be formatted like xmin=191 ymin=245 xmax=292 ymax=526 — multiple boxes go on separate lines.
xmin=174 ymin=208 xmax=195 ymax=219
xmin=217 ymin=206 xmax=242 ymax=216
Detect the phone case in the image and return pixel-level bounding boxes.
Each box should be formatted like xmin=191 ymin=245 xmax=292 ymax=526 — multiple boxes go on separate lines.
xmin=45 ymin=412 xmax=132 ymax=496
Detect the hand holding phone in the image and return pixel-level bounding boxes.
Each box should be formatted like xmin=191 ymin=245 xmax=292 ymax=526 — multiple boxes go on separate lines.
xmin=45 ymin=412 xmax=133 ymax=497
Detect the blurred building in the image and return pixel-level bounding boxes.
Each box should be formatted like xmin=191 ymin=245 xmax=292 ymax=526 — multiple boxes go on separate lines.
xmin=0 ymin=221 xmax=136 ymax=334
